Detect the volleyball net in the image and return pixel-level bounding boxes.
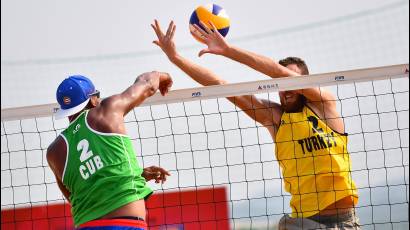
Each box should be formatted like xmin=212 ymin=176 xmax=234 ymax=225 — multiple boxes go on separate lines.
xmin=1 ymin=64 xmax=409 ymax=229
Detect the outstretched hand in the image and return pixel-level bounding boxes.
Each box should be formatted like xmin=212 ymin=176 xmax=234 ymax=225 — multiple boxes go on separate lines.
xmin=151 ymin=20 xmax=178 ymax=60
xmin=191 ymin=21 xmax=230 ymax=57
xmin=142 ymin=166 xmax=171 ymax=184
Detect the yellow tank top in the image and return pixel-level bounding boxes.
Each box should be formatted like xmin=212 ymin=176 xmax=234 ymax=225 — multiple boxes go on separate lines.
xmin=275 ymin=106 xmax=358 ymax=218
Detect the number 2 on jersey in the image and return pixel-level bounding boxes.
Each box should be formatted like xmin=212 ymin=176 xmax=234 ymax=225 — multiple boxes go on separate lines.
xmin=78 ymin=139 xmax=93 ymax=162
xmin=77 ymin=139 xmax=104 ymax=180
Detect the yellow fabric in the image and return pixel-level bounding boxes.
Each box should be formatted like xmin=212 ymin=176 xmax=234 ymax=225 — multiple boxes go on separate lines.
xmin=275 ymin=106 xmax=358 ymax=218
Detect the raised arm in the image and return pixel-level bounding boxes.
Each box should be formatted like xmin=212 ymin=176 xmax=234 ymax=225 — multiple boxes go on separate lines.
xmin=192 ymin=22 xmax=299 ymax=78
xmin=152 ymin=20 xmax=282 ymax=130
xmin=193 ymin=22 xmax=340 ymax=122
xmin=100 ymin=71 xmax=173 ymax=117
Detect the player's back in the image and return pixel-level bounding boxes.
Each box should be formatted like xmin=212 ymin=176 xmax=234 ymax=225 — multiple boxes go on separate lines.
xmin=60 ymin=109 xmax=152 ymax=226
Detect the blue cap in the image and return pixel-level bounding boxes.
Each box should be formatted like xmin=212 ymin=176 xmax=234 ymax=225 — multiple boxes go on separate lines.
xmin=55 ymin=75 xmax=97 ymax=119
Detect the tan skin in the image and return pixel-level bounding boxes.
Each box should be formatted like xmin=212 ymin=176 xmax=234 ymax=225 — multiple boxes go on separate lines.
xmin=47 ymin=71 xmax=173 ymax=221
xmin=152 ymin=20 xmax=355 ymax=216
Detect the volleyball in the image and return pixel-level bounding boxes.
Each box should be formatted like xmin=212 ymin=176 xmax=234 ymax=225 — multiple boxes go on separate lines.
xmin=189 ymin=3 xmax=230 ymax=43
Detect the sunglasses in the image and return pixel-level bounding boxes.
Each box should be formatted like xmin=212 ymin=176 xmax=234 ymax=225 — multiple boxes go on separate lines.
xmin=90 ymin=90 xmax=100 ymax=98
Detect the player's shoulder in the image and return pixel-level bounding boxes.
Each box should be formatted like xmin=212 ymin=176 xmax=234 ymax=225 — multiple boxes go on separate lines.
xmin=87 ymin=99 xmax=126 ymax=134
xmin=99 ymin=94 xmax=122 ymax=110
xmin=88 ymin=95 xmax=122 ymax=120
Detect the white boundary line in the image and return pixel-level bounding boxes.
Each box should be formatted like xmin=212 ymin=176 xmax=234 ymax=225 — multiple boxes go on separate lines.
xmin=1 ymin=64 xmax=408 ymax=121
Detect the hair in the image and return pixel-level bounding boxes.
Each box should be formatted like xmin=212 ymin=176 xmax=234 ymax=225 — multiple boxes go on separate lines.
xmin=278 ymin=57 xmax=309 ymax=75
xmin=279 ymin=57 xmax=309 ymax=107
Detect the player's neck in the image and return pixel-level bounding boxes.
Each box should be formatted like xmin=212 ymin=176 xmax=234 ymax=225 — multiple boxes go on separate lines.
xmin=282 ymin=103 xmax=305 ymax=113
xmin=68 ymin=110 xmax=86 ymax=123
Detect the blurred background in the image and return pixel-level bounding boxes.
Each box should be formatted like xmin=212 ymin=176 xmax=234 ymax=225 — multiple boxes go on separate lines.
xmin=2 ymin=0 xmax=408 ymax=108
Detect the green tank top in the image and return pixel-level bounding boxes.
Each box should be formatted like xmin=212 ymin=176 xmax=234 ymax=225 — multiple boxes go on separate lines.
xmin=61 ymin=110 xmax=153 ymax=227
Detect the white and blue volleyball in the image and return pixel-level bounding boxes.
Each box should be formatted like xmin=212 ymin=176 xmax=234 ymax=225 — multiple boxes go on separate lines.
xmin=189 ymin=4 xmax=230 ymax=42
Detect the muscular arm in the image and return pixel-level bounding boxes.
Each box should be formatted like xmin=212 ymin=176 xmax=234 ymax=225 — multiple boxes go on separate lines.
xmin=193 ymin=22 xmax=337 ymax=109
xmin=225 ymin=47 xmax=338 ymax=108
xmin=224 ymin=45 xmax=299 ymax=78
xmin=46 ymin=138 xmax=71 ymax=202
xmin=171 ymin=54 xmax=282 ymax=128
xmin=192 ymin=22 xmax=299 ymax=79
xmin=100 ymin=71 xmax=172 ymax=117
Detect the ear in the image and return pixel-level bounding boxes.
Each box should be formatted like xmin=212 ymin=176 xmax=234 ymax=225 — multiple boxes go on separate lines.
xmin=90 ymin=96 xmax=100 ymax=107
